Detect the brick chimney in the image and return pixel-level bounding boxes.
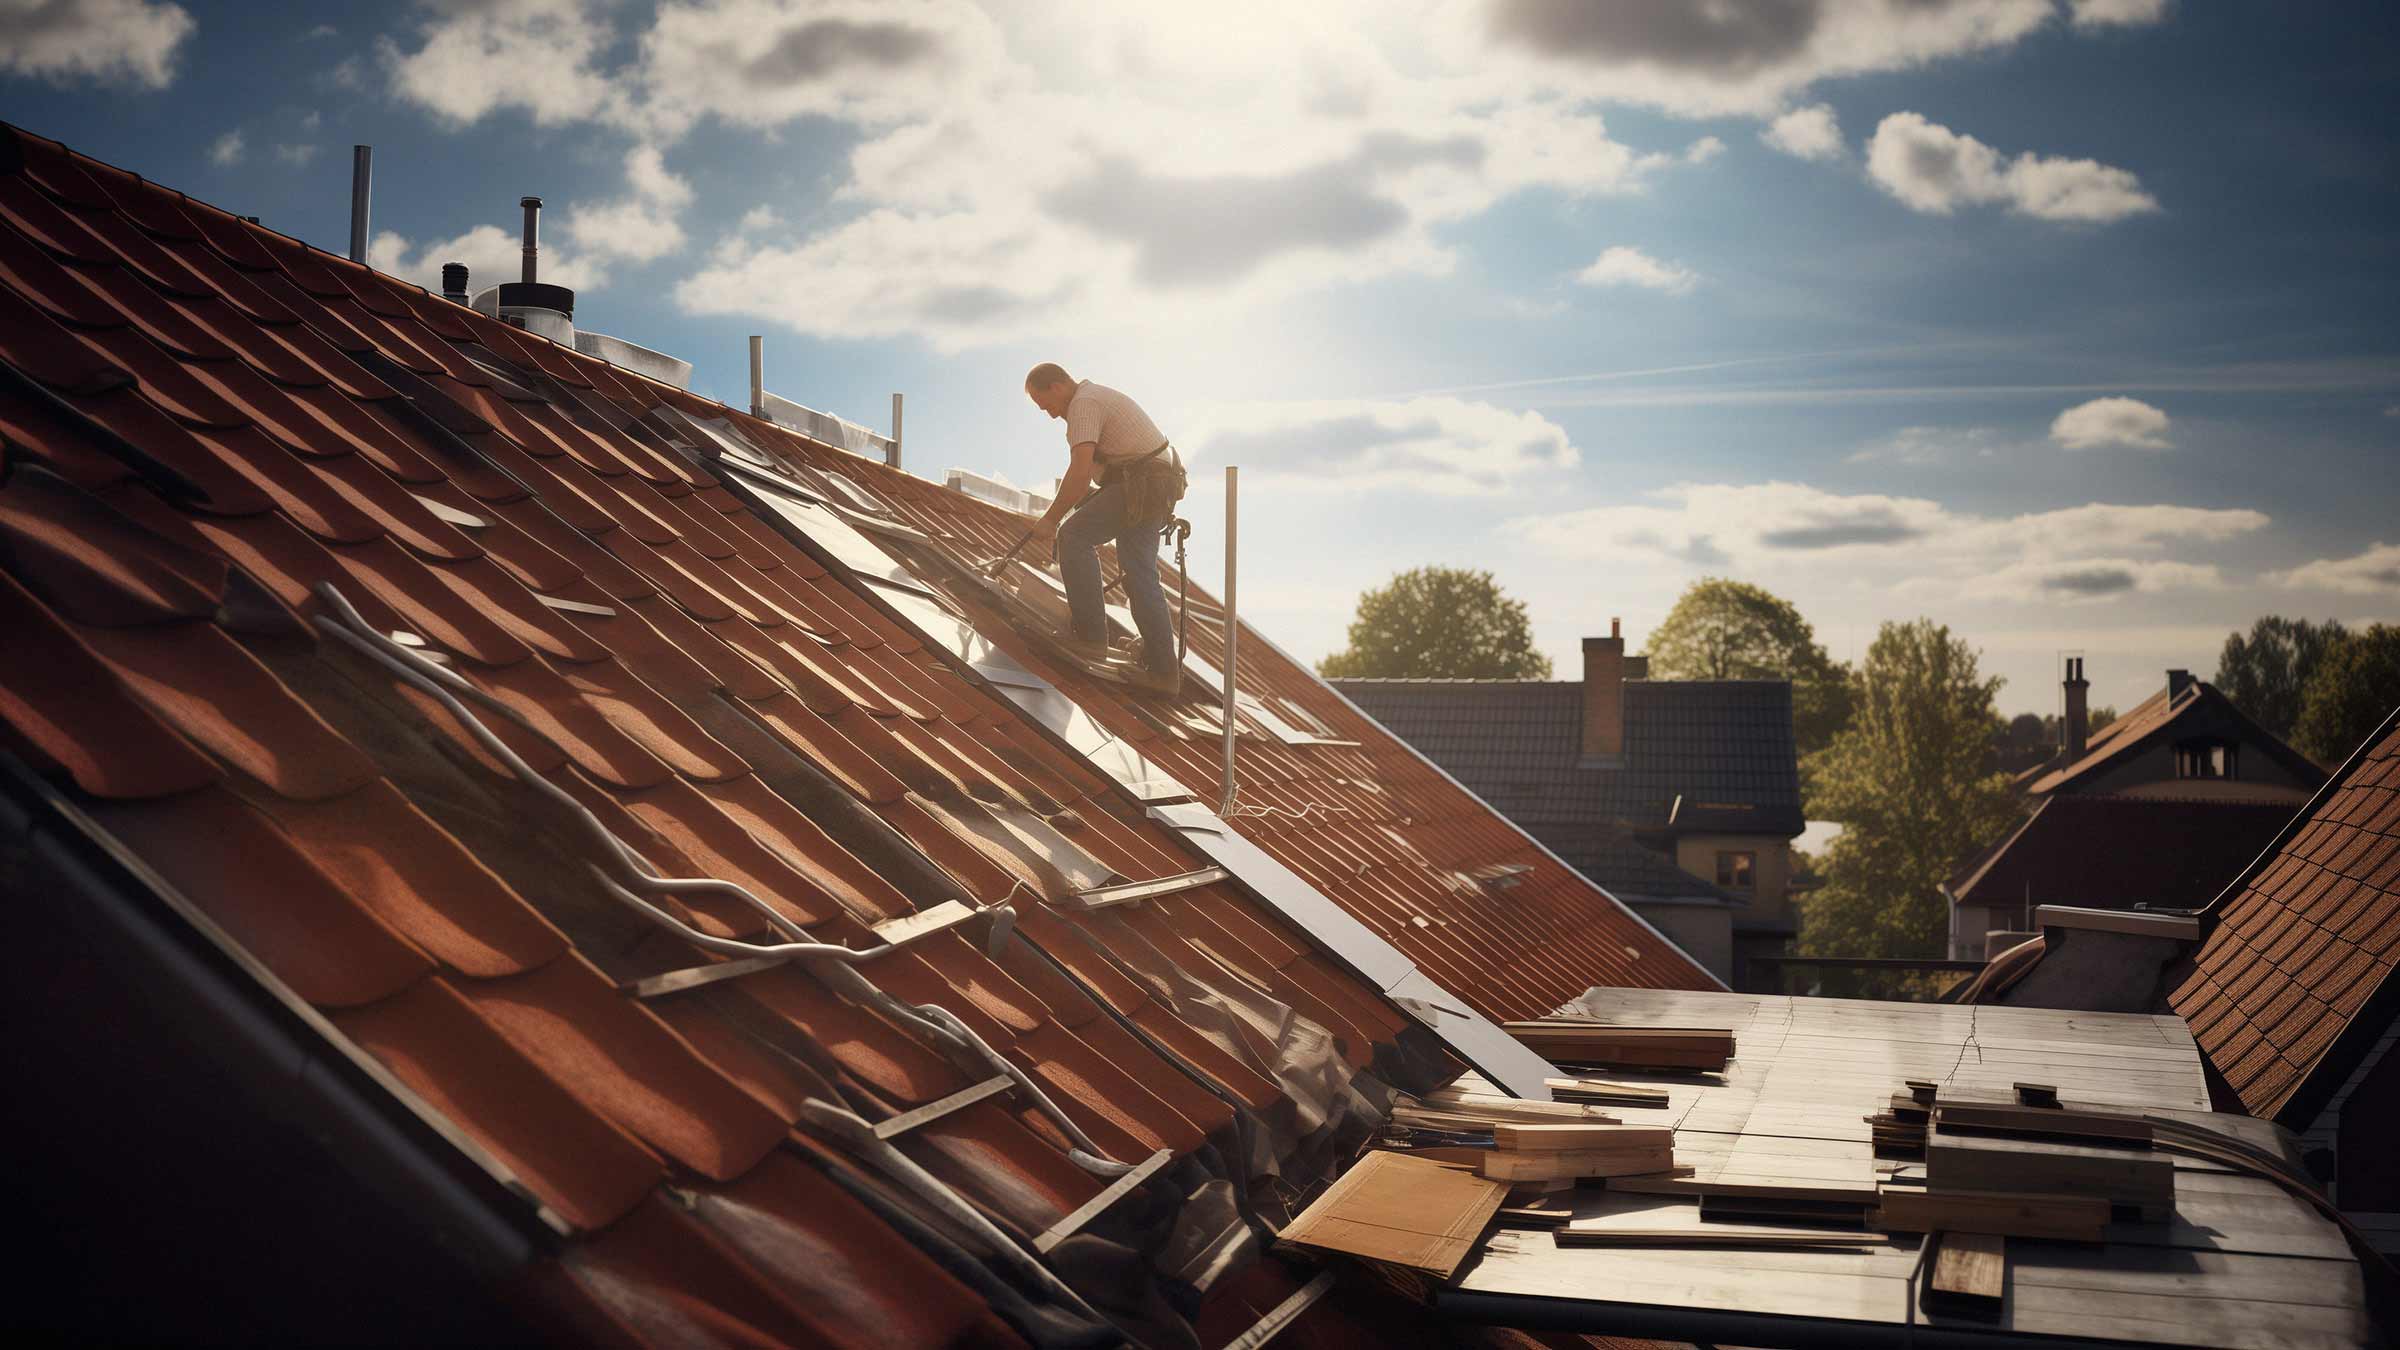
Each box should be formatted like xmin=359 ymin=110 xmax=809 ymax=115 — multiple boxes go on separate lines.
xmin=2063 ymin=656 xmax=2090 ymax=761
xmin=1582 ymin=619 xmax=1626 ymax=761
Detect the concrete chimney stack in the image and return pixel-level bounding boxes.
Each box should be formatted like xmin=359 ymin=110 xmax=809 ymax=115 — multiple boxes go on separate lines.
xmin=2064 ymin=656 xmax=2091 ymax=761
xmin=1582 ymin=618 xmax=1626 ymax=761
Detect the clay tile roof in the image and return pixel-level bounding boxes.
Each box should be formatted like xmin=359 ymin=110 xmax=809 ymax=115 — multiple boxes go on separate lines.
xmin=2167 ymin=706 xmax=2400 ymax=1126
xmin=0 ymin=120 xmax=1596 ymax=1346
xmin=2023 ymin=677 xmax=2326 ymax=799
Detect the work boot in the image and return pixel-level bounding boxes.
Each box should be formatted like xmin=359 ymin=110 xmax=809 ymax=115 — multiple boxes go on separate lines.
xmin=1127 ymin=666 xmax=1183 ymax=698
xmin=1057 ymin=636 xmax=1112 ymax=663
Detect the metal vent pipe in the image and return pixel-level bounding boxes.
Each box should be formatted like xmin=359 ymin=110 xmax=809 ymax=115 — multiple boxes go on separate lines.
xmin=348 ymin=146 xmax=372 ymax=263
xmin=889 ymin=393 xmax=904 ymax=468
xmin=749 ymin=336 xmax=764 ymax=417
xmin=440 ymin=264 xmax=469 ymax=305
xmin=1217 ymin=465 xmax=1238 ymax=814
xmin=519 ymin=196 xmax=543 ymax=284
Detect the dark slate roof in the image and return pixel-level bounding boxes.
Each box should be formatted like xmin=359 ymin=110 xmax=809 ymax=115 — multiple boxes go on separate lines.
xmin=1944 ymin=794 xmax=2301 ymax=916
xmin=1329 ymin=677 xmax=1802 ymax=904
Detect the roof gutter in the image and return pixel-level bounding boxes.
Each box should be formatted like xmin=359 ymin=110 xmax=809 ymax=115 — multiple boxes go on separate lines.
xmin=0 ymin=755 xmax=560 ymax=1278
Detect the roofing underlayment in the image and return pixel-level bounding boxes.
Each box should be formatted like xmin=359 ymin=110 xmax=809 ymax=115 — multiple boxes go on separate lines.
xmin=0 ymin=119 xmax=1712 ymax=1346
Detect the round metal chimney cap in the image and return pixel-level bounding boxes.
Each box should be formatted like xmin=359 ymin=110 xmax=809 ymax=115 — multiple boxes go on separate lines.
xmin=520 ymin=195 xmax=543 ymax=208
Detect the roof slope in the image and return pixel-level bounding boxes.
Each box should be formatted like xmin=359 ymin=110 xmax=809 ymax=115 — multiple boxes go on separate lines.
xmin=1330 ymin=678 xmax=1800 ymax=897
xmin=2025 ymin=678 xmax=2325 ymax=798
xmin=2168 ymin=710 xmax=2400 ymax=1125
xmin=1945 ymin=793 xmax=2301 ymax=915
xmin=0 ymin=122 xmax=1470 ymax=1346
xmin=773 ymin=474 xmax=1720 ymax=1021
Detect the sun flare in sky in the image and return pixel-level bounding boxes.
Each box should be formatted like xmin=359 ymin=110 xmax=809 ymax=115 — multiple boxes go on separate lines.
xmin=5 ymin=0 xmax=2395 ymax=714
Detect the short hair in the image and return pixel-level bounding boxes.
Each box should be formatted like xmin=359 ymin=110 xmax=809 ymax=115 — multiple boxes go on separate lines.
xmin=1024 ymin=362 xmax=1071 ymax=390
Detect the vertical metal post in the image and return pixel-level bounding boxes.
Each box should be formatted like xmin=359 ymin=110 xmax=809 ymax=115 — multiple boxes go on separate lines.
xmin=748 ymin=336 xmax=764 ymax=418
xmin=519 ymin=197 xmax=542 ymax=284
xmin=1217 ymin=466 xmax=1238 ymax=814
xmin=888 ymin=392 xmax=904 ymax=468
xmin=347 ymin=146 xmax=372 ymax=263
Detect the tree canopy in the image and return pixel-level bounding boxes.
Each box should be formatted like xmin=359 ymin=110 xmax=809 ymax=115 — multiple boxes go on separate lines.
xmin=1317 ymin=566 xmax=1552 ymax=679
xmin=1645 ymin=578 xmax=1854 ymax=754
xmin=2293 ymin=623 xmax=2400 ymax=764
xmin=2215 ymin=616 xmax=2347 ymax=739
xmin=1799 ymin=620 xmax=2019 ymax=959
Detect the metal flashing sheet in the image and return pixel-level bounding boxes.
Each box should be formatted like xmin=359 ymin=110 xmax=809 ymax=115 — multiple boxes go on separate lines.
xmin=722 ymin=463 xmax=938 ymax=597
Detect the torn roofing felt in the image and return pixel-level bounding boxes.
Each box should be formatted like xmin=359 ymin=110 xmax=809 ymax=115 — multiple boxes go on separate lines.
xmin=0 ymin=120 xmax=1528 ymax=1348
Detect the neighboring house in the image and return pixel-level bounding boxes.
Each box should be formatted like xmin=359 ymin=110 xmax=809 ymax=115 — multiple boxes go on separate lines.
xmin=2019 ymin=659 xmax=2326 ymax=802
xmin=1970 ymin=705 xmax=2400 ymax=1251
xmin=1335 ymin=622 xmax=1805 ymax=989
xmin=1946 ymin=660 xmax=2327 ymax=961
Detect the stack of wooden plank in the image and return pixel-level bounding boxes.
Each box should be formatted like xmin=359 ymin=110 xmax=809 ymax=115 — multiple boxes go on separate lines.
xmin=1865 ymin=1082 xmax=2171 ymax=1241
xmin=1276 ymin=1150 xmax=1509 ymax=1278
xmin=1475 ymin=1122 xmax=1676 ymax=1182
xmin=1503 ymin=1020 xmax=1734 ymax=1071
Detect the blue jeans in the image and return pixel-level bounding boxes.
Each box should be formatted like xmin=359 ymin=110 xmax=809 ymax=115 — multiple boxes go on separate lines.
xmin=1059 ymin=479 xmax=1176 ymax=676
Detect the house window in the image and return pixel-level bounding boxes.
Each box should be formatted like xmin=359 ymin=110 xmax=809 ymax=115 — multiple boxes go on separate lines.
xmin=1716 ymin=850 xmax=1755 ymax=891
xmin=2175 ymin=740 xmax=2238 ymax=780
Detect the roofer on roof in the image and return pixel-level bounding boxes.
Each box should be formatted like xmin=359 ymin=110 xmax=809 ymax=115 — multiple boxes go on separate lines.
xmin=1024 ymin=363 xmax=1188 ymax=697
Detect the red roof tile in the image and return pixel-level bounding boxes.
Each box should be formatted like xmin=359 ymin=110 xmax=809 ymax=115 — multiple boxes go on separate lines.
xmin=0 ymin=121 xmax=1600 ymax=1345
xmin=2169 ymin=711 xmax=2400 ymax=1124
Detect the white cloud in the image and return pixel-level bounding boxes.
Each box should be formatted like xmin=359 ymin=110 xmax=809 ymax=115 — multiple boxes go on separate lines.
xmin=736 ymin=205 xmax=783 ymax=233
xmin=207 ymin=129 xmax=244 ymax=166
xmin=305 ymin=22 xmax=337 ymax=39
xmin=1762 ymin=103 xmax=1844 ymax=160
xmin=1514 ymin=481 xmax=2264 ymax=604
xmin=319 ymin=55 xmax=364 ymax=91
xmin=2050 ymin=396 xmax=2172 ymax=450
xmin=2068 ymin=0 xmax=2170 ymax=28
xmin=1182 ymin=396 xmax=1578 ymax=496
xmin=2271 ymin=543 xmax=2400 ymax=596
xmin=1866 ymin=111 xmax=2159 ymax=222
xmin=369 ymin=224 xmax=606 ymax=294
xmin=272 ymin=143 xmax=319 ymax=167
xmin=370 ymin=1 xmax=2165 ymax=351
xmin=1846 ymin=424 xmax=2004 ymax=465
xmin=1471 ymin=0 xmax=2061 ymax=117
xmin=381 ymin=0 xmax=619 ymax=127
xmin=1577 ymin=245 xmax=1698 ymax=294
xmin=564 ymin=145 xmax=694 ymax=265
xmin=1960 ymin=557 xmax=2222 ymax=603
xmin=0 ymin=0 xmax=194 ymax=88
xmin=300 ymin=109 xmax=323 ymax=131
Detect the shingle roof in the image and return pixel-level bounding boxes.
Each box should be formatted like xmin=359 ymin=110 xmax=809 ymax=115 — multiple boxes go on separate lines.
xmin=0 ymin=120 xmax=1709 ymax=1345
xmin=2166 ymin=708 xmax=2400 ymax=1126
xmin=1944 ymin=793 xmax=2301 ymax=916
xmin=1329 ymin=677 xmax=1801 ymax=901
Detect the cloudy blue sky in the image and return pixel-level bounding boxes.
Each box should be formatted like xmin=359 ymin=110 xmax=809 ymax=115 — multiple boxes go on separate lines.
xmin=4 ymin=0 xmax=2395 ymax=716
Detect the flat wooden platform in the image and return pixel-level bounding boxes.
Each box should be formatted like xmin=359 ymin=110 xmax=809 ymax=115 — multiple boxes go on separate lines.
xmin=1441 ymin=988 xmax=2368 ymax=1349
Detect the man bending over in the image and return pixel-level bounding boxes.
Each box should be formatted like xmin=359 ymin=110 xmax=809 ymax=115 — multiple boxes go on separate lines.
xmin=1023 ymin=363 xmax=1187 ymax=696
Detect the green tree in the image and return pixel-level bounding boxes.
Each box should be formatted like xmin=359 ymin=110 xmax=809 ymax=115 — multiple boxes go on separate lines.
xmin=1645 ymin=578 xmax=1855 ymax=754
xmin=1317 ymin=567 xmax=1552 ymax=679
xmin=1799 ymin=620 xmax=2020 ymax=959
xmin=2215 ymin=616 xmax=2347 ymax=739
xmin=2293 ymin=624 xmax=2400 ymax=763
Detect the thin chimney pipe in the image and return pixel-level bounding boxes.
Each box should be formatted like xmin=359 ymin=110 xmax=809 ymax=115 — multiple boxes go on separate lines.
xmin=748 ymin=336 xmax=764 ymax=417
xmin=519 ymin=197 xmax=542 ymax=284
xmin=347 ymin=146 xmax=372 ymax=263
xmin=888 ymin=393 xmax=904 ymax=469
xmin=1217 ymin=466 xmax=1239 ymax=815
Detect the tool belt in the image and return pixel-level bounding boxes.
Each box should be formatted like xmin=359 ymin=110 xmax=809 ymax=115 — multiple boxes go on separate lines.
xmin=1098 ymin=441 xmax=1187 ymax=528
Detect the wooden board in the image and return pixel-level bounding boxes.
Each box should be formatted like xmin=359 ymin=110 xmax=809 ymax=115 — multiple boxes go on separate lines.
xmin=1478 ymin=1144 xmax=1675 ymax=1182
xmin=1278 ymin=1150 xmax=1507 ymax=1278
xmin=1556 ymin=1227 xmax=1884 ymax=1250
xmin=1547 ymin=1076 xmax=1671 ymax=1107
xmin=1504 ymin=1023 xmax=1735 ymax=1071
xmin=1872 ymin=1186 xmax=2108 ymax=1242
xmin=1926 ymin=1231 xmax=2005 ymax=1312
xmin=1931 ymin=1100 xmax=2154 ymax=1146
xmin=1925 ymin=1130 xmax=2175 ymax=1212
xmin=1492 ymin=1123 xmax=1672 ymax=1153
